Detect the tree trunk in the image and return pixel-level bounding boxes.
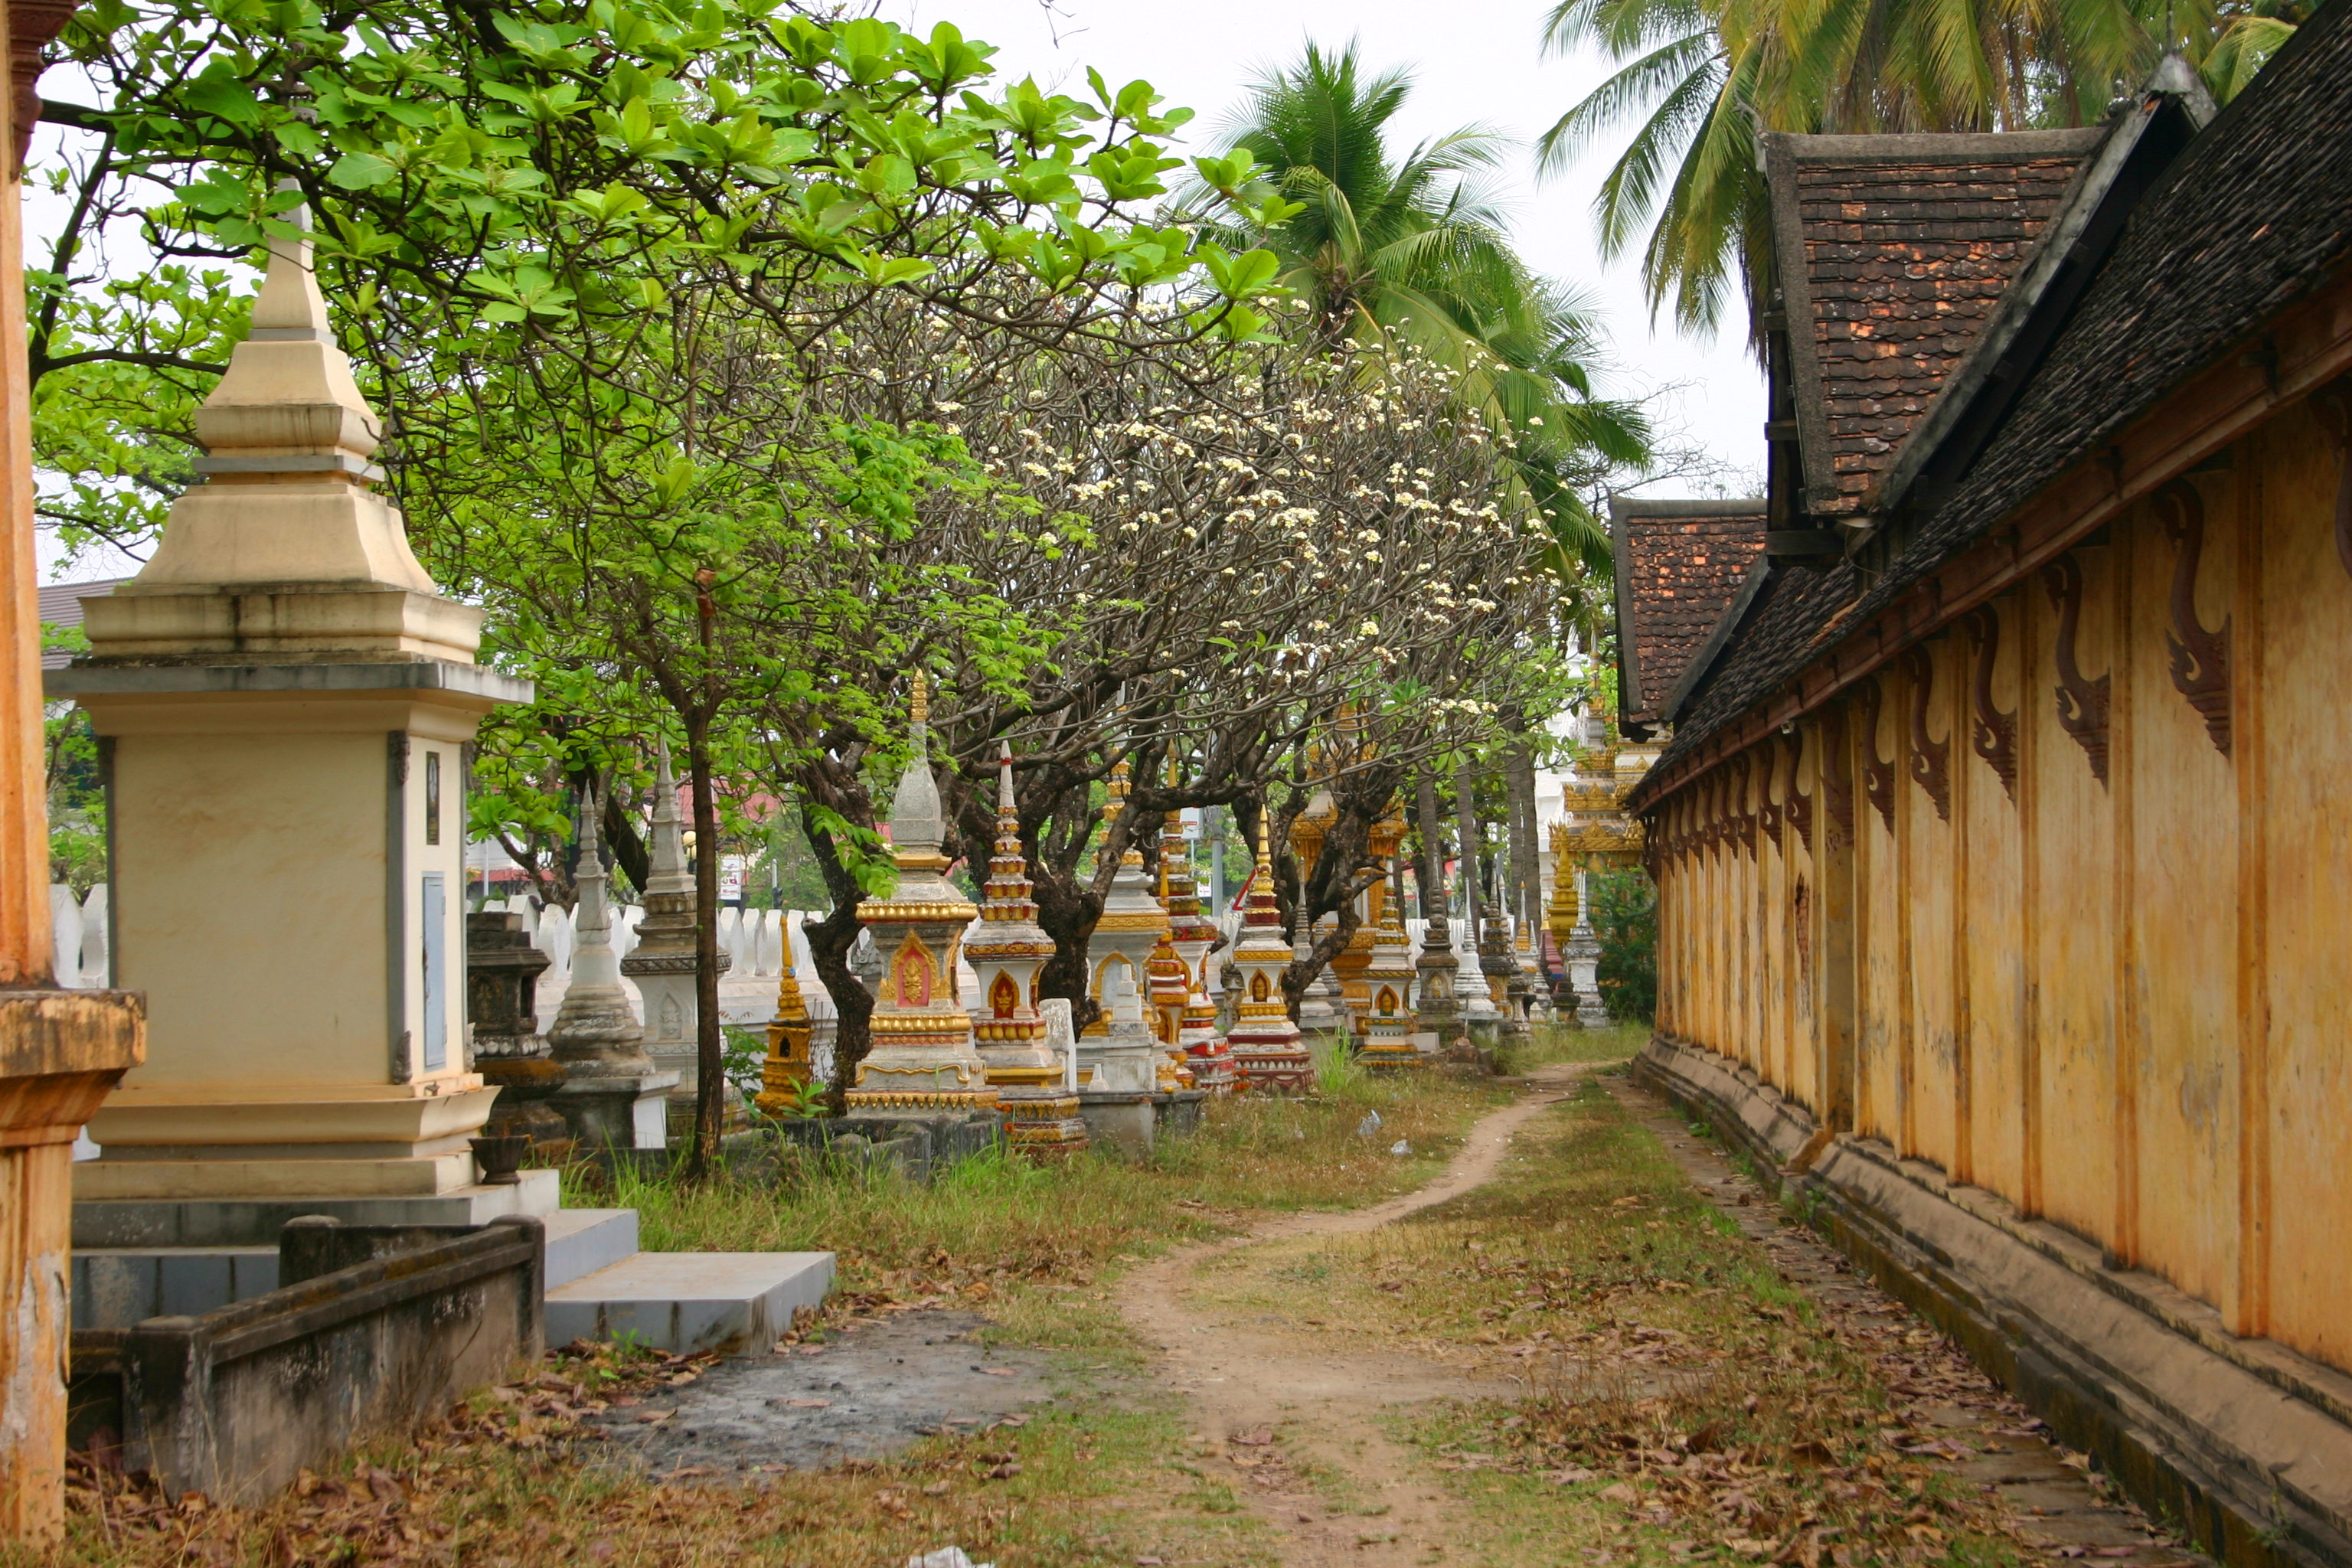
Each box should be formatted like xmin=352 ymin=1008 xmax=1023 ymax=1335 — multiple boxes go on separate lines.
xmin=1509 ymin=739 xmax=1541 ymax=939
xmin=1455 ymin=761 xmax=1482 ymax=935
xmin=799 ymin=798 xmax=875 ymax=1118
xmin=1415 ymin=769 xmax=1446 ymax=926
xmin=680 ymin=711 xmax=724 ymax=1179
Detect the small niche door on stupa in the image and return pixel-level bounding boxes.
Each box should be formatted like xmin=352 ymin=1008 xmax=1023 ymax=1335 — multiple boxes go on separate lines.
xmin=893 ymin=936 xmax=933 ymax=1008
xmin=990 ymin=972 xmax=1019 ymax=1019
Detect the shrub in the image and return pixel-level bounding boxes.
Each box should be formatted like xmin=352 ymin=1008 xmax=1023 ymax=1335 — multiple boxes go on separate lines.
xmin=1589 ymin=867 xmax=1658 ymax=1026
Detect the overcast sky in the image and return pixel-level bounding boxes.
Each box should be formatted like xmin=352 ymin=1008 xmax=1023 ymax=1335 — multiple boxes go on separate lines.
xmin=884 ymin=0 xmax=1767 ymax=481
xmin=35 ymin=0 xmax=1766 ymax=584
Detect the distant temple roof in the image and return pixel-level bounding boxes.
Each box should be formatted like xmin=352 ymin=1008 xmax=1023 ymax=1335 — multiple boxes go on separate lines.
xmin=1763 ymin=126 xmax=2103 ymax=521
xmin=1608 ymin=498 xmax=1767 ymax=736
xmin=37 ymin=578 xmax=127 ymax=668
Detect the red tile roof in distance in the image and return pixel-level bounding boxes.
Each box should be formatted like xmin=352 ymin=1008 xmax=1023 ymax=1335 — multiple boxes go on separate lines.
xmin=1609 ymin=499 xmax=1767 ymax=728
xmin=1765 ymin=128 xmax=2103 ymax=518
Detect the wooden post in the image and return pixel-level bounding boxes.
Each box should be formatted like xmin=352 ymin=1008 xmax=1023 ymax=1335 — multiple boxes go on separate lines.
xmin=0 ymin=0 xmax=146 ymax=1538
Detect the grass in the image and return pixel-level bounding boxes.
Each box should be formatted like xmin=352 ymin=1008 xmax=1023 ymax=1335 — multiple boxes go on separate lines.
xmin=1500 ymin=1018 xmax=1652 ymax=1073
xmin=32 ymin=1065 xmax=1514 ymax=1568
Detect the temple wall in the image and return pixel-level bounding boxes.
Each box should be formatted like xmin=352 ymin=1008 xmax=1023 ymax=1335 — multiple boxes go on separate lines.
xmin=1648 ymin=399 xmax=2352 ymax=1372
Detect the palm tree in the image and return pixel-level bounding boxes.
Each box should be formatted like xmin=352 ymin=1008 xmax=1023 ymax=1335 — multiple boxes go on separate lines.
xmin=1182 ymin=42 xmax=1651 ymax=588
xmin=1540 ymin=0 xmax=2308 ymax=340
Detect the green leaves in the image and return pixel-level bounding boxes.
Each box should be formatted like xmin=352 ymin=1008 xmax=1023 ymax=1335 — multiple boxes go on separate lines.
xmin=1197 ymin=242 xmax=1280 ymax=301
xmin=327 ymin=151 xmax=399 ymax=191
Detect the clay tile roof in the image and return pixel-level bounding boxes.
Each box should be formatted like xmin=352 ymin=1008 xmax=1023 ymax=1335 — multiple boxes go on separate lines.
xmin=1767 ymin=128 xmax=2104 ymax=518
xmin=1609 ymin=499 xmax=1768 ymax=729
xmin=1645 ymin=8 xmax=2352 ymax=792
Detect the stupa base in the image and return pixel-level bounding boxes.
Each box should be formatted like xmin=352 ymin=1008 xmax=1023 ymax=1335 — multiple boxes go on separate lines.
xmin=996 ymin=1085 xmax=1088 ymax=1157
xmin=1183 ymin=1047 xmax=1239 ymax=1094
xmin=1231 ymin=1045 xmax=1313 ymax=1094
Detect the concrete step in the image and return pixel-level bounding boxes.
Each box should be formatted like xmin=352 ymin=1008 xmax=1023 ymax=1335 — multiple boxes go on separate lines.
xmin=541 ymin=1208 xmax=638 ymax=1289
xmin=544 ymin=1251 xmax=835 ymax=1355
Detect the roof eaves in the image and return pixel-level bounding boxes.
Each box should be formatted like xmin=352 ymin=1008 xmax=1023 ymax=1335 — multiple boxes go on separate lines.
xmin=1765 ymin=126 xmax=2110 ymax=524
xmin=1759 ymin=134 xmax=1841 ymax=516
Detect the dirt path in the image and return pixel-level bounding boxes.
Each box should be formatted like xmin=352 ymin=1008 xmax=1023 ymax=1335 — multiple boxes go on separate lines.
xmin=1116 ymin=1065 xmax=1587 ymax=1567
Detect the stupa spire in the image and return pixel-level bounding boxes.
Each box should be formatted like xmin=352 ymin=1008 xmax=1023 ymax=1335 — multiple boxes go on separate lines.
xmin=981 ymin=740 xmax=1038 ymax=923
xmin=645 ymin=739 xmax=691 ymax=898
xmin=888 ymin=673 xmax=946 ymax=864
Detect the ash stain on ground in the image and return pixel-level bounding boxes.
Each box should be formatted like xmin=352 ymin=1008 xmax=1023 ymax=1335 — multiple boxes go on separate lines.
xmin=586 ymin=1309 xmax=1063 ymax=1476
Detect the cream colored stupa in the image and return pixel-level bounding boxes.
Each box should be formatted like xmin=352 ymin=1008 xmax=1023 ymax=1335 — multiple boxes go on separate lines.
xmin=56 ymin=214 xmax=534 ymax=1210
xmin=1079 ymin=760 xmax=1170 ymax=1094
xmin=844 ymin=676 xmax=993 ymax=1112
xmin=1357 ymin=884 xmax=1421 ymax=1071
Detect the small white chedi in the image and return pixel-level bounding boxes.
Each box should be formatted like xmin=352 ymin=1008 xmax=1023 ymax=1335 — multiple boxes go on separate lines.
xmin=620 ymin=740 xmax=731 ymax=1132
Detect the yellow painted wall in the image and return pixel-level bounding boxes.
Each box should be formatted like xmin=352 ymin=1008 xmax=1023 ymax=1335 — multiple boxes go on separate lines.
xmin=1649 ymin=395 xmax=2352 ymax=1376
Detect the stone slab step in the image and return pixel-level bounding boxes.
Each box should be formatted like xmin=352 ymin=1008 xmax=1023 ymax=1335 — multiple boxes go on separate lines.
xmin=544 ymin=1251 xmax=835 ymax=1356
xmin=541 ymin=1208 xmax=638 ymax=1289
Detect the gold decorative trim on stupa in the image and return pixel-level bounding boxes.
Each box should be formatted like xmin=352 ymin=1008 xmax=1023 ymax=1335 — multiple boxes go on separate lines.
xmin=755 ymin=965 xmax=815 ymax=1114
xmin=965 ymin=741 xmax=1087 ymax=1154
xmin=845 ymin=674 xmax=995 ymax=1112
xmin=1225 ymin=838 xmax=1312 ymax=1092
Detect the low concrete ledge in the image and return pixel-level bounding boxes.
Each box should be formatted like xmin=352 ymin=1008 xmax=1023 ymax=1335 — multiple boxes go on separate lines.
xmin=1635 ymin=1034 xmax=2352 ymax=1568
xmin=77 ymin=1214 xmax=544 ymax=1503
xmin=47 ymin=657 xmax=533 ymax=704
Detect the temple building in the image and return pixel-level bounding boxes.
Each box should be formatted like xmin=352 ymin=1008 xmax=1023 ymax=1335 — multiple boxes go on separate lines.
xmin=1617 ymin=21 xmax=2352 ymax=1566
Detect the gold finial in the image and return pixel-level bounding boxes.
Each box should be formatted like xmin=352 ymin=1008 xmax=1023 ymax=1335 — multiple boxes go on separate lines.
xmin=910 ymin=669 xmax=929 ymax=728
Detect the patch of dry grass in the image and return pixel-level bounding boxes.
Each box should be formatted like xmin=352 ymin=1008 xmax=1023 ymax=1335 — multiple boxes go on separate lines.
xmin=583 ymin=1068 xmax=1517 ymax=1338
xmin=1372 ymin=1075 xmax=2037 ymax=1568
xmin=42 ymin=1368 xmax=1282 ymax=1568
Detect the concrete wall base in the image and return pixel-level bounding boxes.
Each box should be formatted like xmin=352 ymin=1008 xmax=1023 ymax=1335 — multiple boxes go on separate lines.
xmin=1635 ymin=1034 xmax=2352 ymax=1568
xmin=1077 ymin=1093 xmax=1156 ymax=1158
xmin=773 ymin=1111 xmax=1002 ymax=1184
xmin=1152 ymin=1089 xmax=1207 ymax=1140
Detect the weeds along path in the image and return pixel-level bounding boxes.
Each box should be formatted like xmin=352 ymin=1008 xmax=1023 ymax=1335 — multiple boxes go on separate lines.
xmin=1116 ymin=1063 xmax=1589 ymax=1567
